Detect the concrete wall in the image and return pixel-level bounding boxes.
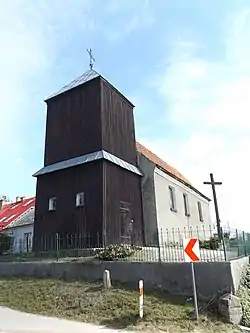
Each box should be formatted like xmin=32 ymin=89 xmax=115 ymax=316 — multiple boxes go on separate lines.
xmin=138 ymin=154 xmax=158 ymax=246
xmin=230 ymin=256 xmax=249 ymax=293
xmin=154 ymin=168 xmax=212 ymax=245
xmin=0 ymin=258 xmax=247 ymax=298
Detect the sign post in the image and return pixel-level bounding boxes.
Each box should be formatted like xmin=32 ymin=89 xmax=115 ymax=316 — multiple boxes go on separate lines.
xmin=139 ymin=280 xmax=143 ymax=318
xmin=183 ymin=238 xmax=200 ymax=321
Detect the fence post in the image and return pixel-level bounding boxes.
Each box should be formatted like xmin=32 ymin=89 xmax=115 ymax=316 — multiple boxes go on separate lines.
xmin=56 ymin=233 xmax=59 ymax=261
xmin=236 ymin=229 xmax=239 ymax=258
xmin=158 ymin=229 xmax=162 ymax=262
xmin=243 ymin=231 xmax=247 ymax=257
xmin=19 ymin=239 xmax=23 ymax=262
xmin=221 ymin=230 xmax=227 ymax=261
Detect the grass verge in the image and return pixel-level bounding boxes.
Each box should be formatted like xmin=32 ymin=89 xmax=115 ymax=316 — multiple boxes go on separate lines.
xmin=0 ymin=278 xmax=239 ymax=333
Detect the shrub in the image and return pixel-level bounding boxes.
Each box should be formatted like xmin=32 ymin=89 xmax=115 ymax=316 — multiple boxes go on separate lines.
xmin=0 ymin=233 xmax=13 ymax=255
xmin=199 ymin=237 xmax=220 ymax=250
xmin=95 ymin=244 xmax=141 ymax=261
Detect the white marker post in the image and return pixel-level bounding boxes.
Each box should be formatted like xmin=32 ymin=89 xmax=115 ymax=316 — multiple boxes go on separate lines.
xmin=139 ymin=280 xmax=143 ymax=318
xmin=183 ymin=238 xmax=200 ymax=321
xmin=103 ymin=270 xmax=111 ymax=289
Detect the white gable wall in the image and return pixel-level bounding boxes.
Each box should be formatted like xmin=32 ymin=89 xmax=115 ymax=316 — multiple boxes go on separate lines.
xmin=154 ymin=168 xmax=213 ymax=245
xmin=6 ymin=225 xmax=33 ymax=253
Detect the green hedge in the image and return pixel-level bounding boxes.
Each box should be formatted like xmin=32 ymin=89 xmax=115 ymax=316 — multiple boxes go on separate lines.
xmin=199 ymin=237 xmax=220 ymax=250
xmin=95 ymin=244 xmax=142 ymax=261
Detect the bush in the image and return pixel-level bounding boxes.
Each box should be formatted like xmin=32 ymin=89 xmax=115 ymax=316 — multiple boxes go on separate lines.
xmin=95 ymin=244 xmax=141 ymax=261
xmin=199 ymin=237 xmax=220 ymax=250
xmin=0 ymin=233 xmax=13 ymax=255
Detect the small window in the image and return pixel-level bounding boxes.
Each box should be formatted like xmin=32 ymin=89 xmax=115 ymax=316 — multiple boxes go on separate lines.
xmin=48 ymin=197 xmax=57 ymax=211
xmin=183 ymin=193 xmax=190 ymax=216
xmin=169 ymin=186 xmax=177 ymax=212
xmin=76 ymin=192 xmax=85 ymax=207
xmin=197 ymin=202 xmax=204 ymax=222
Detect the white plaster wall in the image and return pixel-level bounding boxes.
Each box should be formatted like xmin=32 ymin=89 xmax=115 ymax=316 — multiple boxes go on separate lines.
xmin=6 ymin=225 xmax=34 ymax=253
xmin=154 ymin=168 xmax=213 ymax=245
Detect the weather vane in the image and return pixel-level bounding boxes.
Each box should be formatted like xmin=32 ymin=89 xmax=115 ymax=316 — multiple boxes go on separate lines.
xmin=86 ymin=48 xmax=96 ymax=70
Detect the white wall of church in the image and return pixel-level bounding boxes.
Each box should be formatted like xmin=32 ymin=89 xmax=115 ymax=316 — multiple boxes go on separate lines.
xmin=154 ymin=168 xmax=213 ymax=246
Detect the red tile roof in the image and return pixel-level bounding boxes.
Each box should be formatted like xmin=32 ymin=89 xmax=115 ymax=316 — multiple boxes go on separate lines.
xmin=136 ymin=142 xmax=191 ymax=185
xmin=136 ymin=142 xmax=210 ymax=201
xmin=0 ymin=197 xmax=35 ymax=230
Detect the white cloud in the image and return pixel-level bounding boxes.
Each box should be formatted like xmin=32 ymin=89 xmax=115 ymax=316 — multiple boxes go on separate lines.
xmin=145 ymin=8 xmax=250 ymax=230
xmin=0 ymin=0 xmax=155 ymax=199
xmin=0 ymin=1 xmax=94 ymax=198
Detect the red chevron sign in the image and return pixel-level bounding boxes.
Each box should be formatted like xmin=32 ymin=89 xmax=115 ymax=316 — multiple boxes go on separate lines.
xmin=183 ymin=238 xmax=200 ymax=262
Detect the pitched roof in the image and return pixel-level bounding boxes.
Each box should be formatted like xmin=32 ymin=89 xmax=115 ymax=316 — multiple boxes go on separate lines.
xmin=45 ymin=69 xmax=134 ymax=107
xmin=6 ymin=208 xmax=34 ymax=229
xmin=0 ymin=197 xmax=35 ymax=229
xmin=46 ymin=70 xmax=100 ymax=101
xmin=136 ymin=142 xmax=210 ymax=201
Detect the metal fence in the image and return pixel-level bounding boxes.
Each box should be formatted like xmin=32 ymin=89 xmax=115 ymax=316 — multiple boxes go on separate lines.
xmin=0 ymin=226 xmax=250 ymax=263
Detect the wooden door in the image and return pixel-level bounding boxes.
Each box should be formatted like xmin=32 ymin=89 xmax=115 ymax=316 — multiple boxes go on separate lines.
xmin=119 ymin=201 xmax=133 ymax=245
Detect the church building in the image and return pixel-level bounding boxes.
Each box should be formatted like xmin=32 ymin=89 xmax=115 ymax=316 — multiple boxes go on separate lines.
xmin=33 ymin=63 xmax=212 ymax=249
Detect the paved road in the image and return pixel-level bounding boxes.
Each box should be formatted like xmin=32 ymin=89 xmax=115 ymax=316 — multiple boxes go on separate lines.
xmin=0 ymin=307 xmax=134 ymax=333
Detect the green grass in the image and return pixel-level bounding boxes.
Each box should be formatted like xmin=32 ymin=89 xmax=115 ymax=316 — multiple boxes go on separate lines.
xmin=0 ymin=278 xmax=239 ymax=332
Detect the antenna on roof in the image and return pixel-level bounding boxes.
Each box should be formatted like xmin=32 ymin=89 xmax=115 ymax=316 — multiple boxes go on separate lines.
xmin=86 ymin=48 xmax=96 ymax=70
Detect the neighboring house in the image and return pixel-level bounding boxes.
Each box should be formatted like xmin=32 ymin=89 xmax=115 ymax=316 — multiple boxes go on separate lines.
xmin=0 ymin=197 xmax=35 ymax=253
xmin=137 ymin=143 xmax=212 ymax=246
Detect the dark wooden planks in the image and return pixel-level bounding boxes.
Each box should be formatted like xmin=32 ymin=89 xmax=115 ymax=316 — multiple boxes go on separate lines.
xmin=34 ymin=161 xmax=103 ymax=245
xmin=44 ymin=78 xmax=102 ymax=166
xmin=103 ymin=161 xmax=144 ymax=246
xmin=101 ymin=80 xmax=138 ymax=166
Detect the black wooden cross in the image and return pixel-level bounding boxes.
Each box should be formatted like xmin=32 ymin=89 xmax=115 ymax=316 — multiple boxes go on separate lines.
xmin=86 ymin=48 xmax=96 ymax=70
xmin=203 ymin=173 xmax=222 ymax=240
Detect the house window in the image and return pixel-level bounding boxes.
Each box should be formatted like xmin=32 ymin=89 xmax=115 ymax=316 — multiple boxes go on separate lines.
xmin=76 ymin=192 xmax=85 ymax=207
xmin=197 ymin=202 xmax=204 ymax=222
xmin=183 ymin=193 xmax=190 ymax=216
xmin=48 ymin=197 xmax=57 ymax=211
xmin=169 ymin=186 xmax=177 ymax=212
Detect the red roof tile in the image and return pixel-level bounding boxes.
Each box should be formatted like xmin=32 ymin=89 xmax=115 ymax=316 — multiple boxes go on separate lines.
xmin=0 ymin=197 xmax=35 ymax=229
xmin=136 ymin=142 xmax=191 ymax=185
xmin=136 ymin=142 xmax=210 ymax=201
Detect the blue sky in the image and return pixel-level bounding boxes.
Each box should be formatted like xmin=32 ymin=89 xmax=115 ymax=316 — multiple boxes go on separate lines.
xmin=1 ymin=0 xmax=250 ymax=229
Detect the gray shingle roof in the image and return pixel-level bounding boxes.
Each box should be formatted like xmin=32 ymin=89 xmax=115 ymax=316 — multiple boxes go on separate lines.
xmin=33 ymin=150 xmax=143 ymax=177
xmin=46 ymin=69 xmax=100 ymax=101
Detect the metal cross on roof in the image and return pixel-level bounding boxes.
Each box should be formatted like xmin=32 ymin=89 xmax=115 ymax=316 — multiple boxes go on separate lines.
xmin=86 ymin=48 xmax=96 ymax=70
